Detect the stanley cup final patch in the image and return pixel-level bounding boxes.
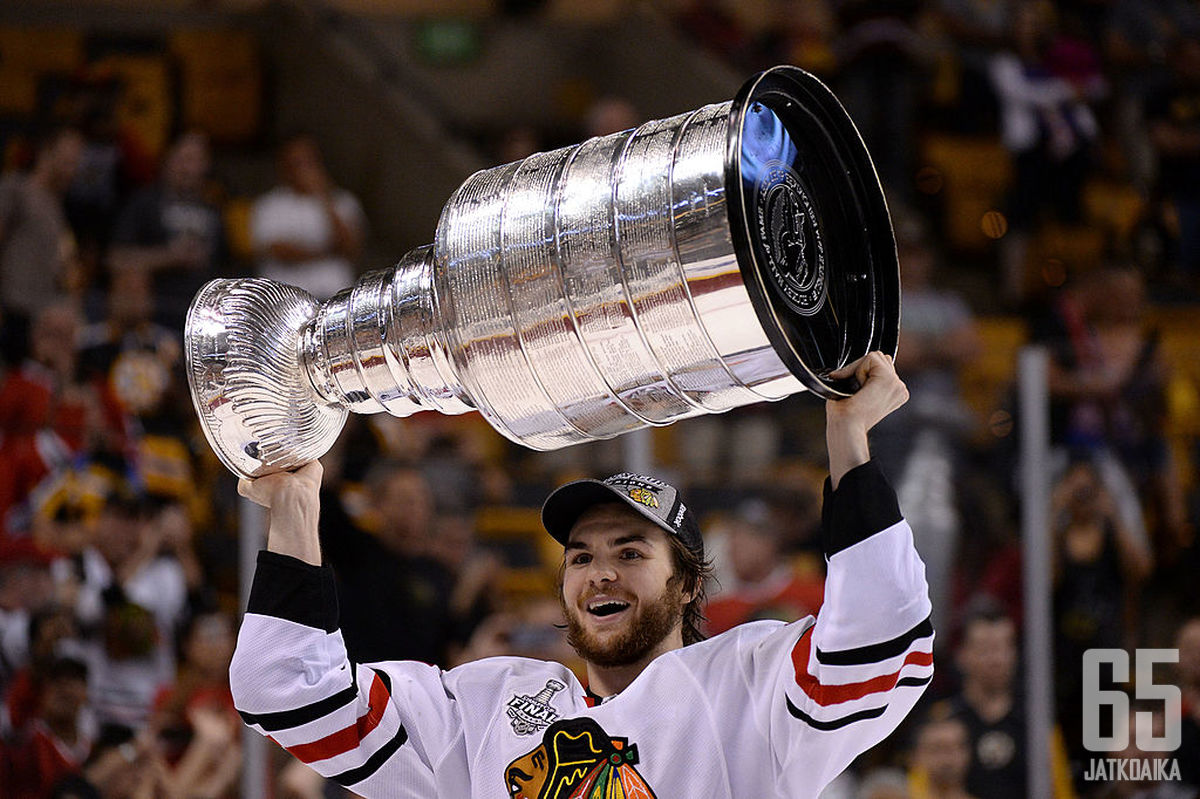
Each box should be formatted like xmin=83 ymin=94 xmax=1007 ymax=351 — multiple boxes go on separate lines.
xmin=507 ymin=680 xmax=566 ymax=736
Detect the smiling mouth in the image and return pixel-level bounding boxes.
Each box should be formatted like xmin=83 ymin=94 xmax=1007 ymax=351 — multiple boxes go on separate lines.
xmin=587 ymin=600 xmax=631 ymax=618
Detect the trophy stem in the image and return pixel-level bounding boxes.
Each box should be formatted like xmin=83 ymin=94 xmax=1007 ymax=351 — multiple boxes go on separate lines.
xmin=300 ymin=245 xmax=474 ymax=420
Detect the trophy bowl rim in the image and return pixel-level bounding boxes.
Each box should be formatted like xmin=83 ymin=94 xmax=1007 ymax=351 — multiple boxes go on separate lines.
xmin=185 ymin=278 xmax=259 ymax=479
xmin=724 ymin=64 xmax=901 ymax=399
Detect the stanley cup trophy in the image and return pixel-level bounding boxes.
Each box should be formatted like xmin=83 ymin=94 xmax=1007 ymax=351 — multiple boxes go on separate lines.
xmin=186 ymin=66 xmax=900 ymax=478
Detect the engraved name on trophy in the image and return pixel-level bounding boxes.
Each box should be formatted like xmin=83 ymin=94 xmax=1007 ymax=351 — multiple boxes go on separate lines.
xmin=185 ymin=66 xmax=899 ymax=478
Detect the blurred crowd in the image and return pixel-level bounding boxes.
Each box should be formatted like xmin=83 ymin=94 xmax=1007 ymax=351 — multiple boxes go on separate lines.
xmin=0 ymin=1 xmax=1198 ymax=798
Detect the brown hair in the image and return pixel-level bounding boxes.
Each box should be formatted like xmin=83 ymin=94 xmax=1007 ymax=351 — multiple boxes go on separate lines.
xmin=666 ymin=534 xmax=714 ymax=646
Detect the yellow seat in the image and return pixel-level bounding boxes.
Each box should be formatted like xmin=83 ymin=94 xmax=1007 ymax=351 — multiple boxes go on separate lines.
xmin=223 ymin=196 xmax=255 ymax=263
xmin=920 ymin=134 xmax=1013 ymax=252
xmin=959 ymin=315 xmax=1028 ymax=426
xmin=169 ymin=29 xmax=262 ymax=143
xmin=0 ymin=27 xmax=83 ymax=115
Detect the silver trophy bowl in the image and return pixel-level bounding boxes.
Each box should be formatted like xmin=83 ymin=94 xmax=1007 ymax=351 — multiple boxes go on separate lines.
xmin=186 ymin=66 xmax=899 ymax=478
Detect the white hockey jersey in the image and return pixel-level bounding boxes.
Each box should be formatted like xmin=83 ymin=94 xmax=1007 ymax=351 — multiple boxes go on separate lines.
xmin=230 ymin=461 xmax=934 ymax=799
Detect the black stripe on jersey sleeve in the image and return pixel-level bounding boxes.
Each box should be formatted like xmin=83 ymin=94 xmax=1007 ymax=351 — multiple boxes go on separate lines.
xmin=248 ymin=550 xmax=339 ymax=633
xmin=330 ymin=724 xmax=410 ymax=787
xmin=371 ymin=667 xmax=392 ymax=696
xmin=815 ymin=616 xmax=933 ymax=666
xmin=785 ymin=696 xmax=888 ymax=730
xmin=238 ymin=681 xmax=358 ymax=732
xmin=897 ymin=675 xmax=934 ymax=689
xmin=821 ymin=460 xmax=903 ymax=557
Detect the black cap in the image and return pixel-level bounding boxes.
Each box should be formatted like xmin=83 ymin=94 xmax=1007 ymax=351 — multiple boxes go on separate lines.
xmin=541 ymin=473 xmax=703 ymax=558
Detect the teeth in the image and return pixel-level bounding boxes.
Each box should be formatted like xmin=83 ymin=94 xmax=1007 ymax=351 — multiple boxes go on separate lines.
xmin=588 ymin=600 xmax=630 ymax=616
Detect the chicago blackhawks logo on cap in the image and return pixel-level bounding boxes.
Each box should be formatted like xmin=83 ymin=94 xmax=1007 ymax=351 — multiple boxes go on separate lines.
xmin=505 ymin=718 xmax=657 ymax=799
xmin=627 ymin=488 xmax=659 ymax=509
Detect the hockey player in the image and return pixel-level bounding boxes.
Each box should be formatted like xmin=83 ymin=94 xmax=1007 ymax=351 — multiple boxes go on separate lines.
xmin=230 ymin=351 xmax=933 ymax=799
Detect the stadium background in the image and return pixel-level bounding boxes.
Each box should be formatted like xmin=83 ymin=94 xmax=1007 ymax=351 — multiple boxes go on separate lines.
xmin=0 ymin=1 xmax=1198 ymax=797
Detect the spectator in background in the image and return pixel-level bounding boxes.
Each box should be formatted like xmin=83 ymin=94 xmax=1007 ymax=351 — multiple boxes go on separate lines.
xmin=57 ymin=482 xmax=189 ymax=736
xmin=0 ymin=304 xmax=129 ymax=560
xmin=1103 ymin=1 xmax=1200 ymax=194
xmin=943 ymin=602 xmax=1073 ymax=798
xmin=1145 ymin=35 xmax=1200 ymax=285
xmin=0 ymin=656 xmax=92 ymax=799
xmin=948 ymin=606 xmax=1024 ymax=798
xmin=63 ymin=76 xmax=157 ymax=289
xmin=907 ymin=711 xmax=977 ymax=799
xmin=4 ymin=603 xmax=82 ymax=740
xmin=318 ymin=459 xmax=454 ymax=665
xmin=251 ymin=133 xmax=365 ymax=300
xmin=990 ymin=0 xmax=1103 ymax=305
xmin=0 ymin=126 xmax=84 ymax=365
xmin=1037 ymin=267 xmax=1186 ymax=564
xmin=78 ymin=268 xmax=187 ymax=436
xmin=1052 ymin=458 xmax=1153 ymax=768
xmin=935 ymin=0 xmax=1013 ymax=133
xmin=834 ymin=0 xmax=928 ymax=202
xmin=109 ymin=130 xmax=227 ymax=331
xmin=149 ymin=610 xmax=240 ymax=799
xmin=0 ymin=560 xmax=57 ymax=704
xmin=702 ymin=495 xmax=824 ymax=636
xmin=1176 ymin=616 xmax=1200 ymax=789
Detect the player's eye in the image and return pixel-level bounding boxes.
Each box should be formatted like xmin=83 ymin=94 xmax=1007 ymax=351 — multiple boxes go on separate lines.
xmin=569 ymin=552 xmax=592 ymax=566
xmin=620 ymin=549 xmax=643 ymax=560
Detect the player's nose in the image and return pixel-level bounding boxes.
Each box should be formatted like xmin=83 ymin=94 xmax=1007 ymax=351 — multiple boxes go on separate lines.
xmin=585 ymin=558 xmax=618 ymax=585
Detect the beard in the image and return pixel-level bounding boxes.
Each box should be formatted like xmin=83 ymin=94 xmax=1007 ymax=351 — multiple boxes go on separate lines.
xmin=561 ymin=581 xmax=686 ymax=668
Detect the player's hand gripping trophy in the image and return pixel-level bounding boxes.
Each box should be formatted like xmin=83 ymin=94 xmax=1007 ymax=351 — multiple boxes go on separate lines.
xmin=185 ymin=67 xmax=900 ymax=478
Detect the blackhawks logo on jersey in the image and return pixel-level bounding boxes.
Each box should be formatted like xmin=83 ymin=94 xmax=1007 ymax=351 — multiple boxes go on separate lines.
xmin=505 ymin=718 xmax=657 ymax=799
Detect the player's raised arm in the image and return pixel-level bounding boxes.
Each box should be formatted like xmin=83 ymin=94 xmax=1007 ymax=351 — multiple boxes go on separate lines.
xmin=715 ymin=352 xmax=933 ymax=795
xmin=229 ymin=463 xmax=464 ymax=797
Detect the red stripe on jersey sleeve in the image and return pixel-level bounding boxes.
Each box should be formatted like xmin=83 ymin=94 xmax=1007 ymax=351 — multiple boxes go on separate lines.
xmin=274 ymin=672 xmax=391 ymax=764
xmin=791 ymin=626 xmax=932 ymax=706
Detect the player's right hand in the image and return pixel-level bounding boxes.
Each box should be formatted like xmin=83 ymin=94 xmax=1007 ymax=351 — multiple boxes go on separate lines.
xmin=237 ymin=460 xmax=324 ymax=510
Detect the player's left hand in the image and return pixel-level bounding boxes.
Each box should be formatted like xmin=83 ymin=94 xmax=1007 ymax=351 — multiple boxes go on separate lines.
xmin=825 ymin=352 xmax=908 ymax=434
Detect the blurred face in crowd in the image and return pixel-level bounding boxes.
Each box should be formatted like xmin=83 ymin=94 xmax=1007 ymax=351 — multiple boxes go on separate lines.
xmin=31 ymin=607 xmax=77 ymax=663
xmin=914 ymin=717 xmax=971 ymax=791
xmin=727 ymin=511 xmax=779 ymax=585
xmin=0 ymin=563 xmax=53 ymax=612
xmin=374 ymin=468 xmax=433 ymax=555
xmin=560 ymin=504 xmax=689 ymax=669
xmin=108 ymin=268 xmax=153 ymax=326
xmin=163 ymin=131 xmax=211 ymax=197
xmin=186 ymin=613 xmax=236 ymax=678
xmin=30 ymin=303 xmax=80 ymax=376
xmin=585 ymin=97 xmax=639 ymax=138
xmin=279 ymin=136 xmax=329 ymax=195
xmin=1090 ymin=270 xmax=1145 ymax=326
xmin=94 ymin=505 xmax=143 ymax=567
xmin=428 ymin=514 xmax=475 ymax=571
xmin=38 ymin=129 xmax=85 ymax=194
xmin=1062 ymin=462 xmax=1103 ymax=521
xmin=40 ymin=674 xmax=89 ymax=727
xmin=958 ymin=616 xmax=1017 ymax=695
